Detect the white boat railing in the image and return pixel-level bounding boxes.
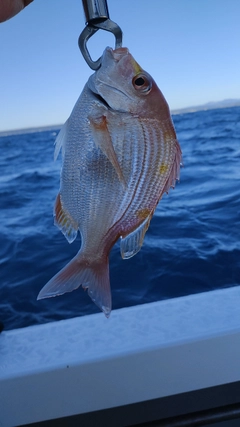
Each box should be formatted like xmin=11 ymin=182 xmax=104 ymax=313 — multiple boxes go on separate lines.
xmin=1 ymin=285 xmax=240 ymax=427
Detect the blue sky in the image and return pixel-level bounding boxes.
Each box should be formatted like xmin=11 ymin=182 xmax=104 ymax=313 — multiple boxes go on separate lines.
xmin=1 ymin=0 xmax=240 ymax=131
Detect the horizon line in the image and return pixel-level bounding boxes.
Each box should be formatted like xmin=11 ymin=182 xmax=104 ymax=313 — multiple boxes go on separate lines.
xmin=1 ymin=99 xmax=240 ymax=136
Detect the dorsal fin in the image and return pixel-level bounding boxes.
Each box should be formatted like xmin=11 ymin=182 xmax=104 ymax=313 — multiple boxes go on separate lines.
xmin=120 ymin=213 xmax=151 ymax=259
xmin=162 ymin=139 xmax=182 ymax=194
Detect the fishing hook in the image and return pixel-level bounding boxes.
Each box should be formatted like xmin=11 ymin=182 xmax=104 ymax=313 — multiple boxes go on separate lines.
xmin=79 ymin=0 xmax=123 ymax=70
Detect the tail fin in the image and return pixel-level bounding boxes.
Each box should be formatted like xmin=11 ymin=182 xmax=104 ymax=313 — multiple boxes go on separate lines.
xmin=37 ymin=254 xmax=111 ymax=317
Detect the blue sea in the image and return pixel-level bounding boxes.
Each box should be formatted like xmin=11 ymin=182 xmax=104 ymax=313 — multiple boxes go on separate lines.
xmin=0 ymin=107 xmax=239 ymax=331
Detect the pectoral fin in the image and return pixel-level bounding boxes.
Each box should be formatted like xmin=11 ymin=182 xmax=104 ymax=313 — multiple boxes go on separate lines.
xmin=120 ymin=214 xmax=152 ymax=259
xmin=89 ymin=112 xmax=126 ymax=187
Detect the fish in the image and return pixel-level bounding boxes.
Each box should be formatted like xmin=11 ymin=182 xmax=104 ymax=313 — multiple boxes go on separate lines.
xmin=37 ymin=47 xmax=182 ymax=317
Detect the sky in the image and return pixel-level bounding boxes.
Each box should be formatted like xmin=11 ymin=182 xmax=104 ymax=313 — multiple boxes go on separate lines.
xmin=0 ymin=0 xmax=240 ymax=131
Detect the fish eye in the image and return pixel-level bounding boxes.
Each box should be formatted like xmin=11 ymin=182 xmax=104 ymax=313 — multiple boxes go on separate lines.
xmin=132 ymin=73 xmax=152 ymax=94
xmin=135 ymin=77 xmax=145 ymax=86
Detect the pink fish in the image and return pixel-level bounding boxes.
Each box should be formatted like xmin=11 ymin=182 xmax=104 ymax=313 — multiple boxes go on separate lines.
xmin=38 ymin=47 xmax=181 ymax=317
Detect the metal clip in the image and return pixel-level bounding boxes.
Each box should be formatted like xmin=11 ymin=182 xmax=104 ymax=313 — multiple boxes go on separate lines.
xmin=79 ymin=0 xmax=123 ymax=70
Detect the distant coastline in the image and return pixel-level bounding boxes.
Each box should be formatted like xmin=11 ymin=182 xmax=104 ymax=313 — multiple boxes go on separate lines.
xmin=1 ymin=99 xmax=240 ymax=135
xmin=171 ymin=98 xmax=240 ymax=114
xmin=0 ymin=124 xmax=62 ymax=137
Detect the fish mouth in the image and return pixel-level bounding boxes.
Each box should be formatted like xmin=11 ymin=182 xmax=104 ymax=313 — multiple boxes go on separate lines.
xmin=100 ymin=47 xmax=129 ymax=67
xmin=110 ymin=47 xmax=129 ymax=61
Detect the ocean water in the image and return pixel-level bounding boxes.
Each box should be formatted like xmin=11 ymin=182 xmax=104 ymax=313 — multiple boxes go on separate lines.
xmin=0 ymin=107 xmax=239 ymax=331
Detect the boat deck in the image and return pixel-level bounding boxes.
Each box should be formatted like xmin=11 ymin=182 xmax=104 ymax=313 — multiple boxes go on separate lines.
xmin=1 ymin=286 xmax=240 ymax=426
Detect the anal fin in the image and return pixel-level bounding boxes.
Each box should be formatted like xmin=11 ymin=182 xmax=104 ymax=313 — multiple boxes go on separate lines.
xmin=54 ymin=193 xmax=78 ymax=243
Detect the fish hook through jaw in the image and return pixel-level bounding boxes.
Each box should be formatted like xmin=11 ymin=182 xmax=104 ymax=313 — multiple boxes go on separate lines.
xmin=79 ymin=0 xmax=123 ymax=70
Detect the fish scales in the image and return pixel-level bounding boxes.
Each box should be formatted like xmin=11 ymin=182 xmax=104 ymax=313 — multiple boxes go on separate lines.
xmin=71 ymin=112 xmax=147 ymax=244
xmin=38 ymin=47 xmax=181 ymax=316
xmin=113 ymin=119 xmax=179 ymax=230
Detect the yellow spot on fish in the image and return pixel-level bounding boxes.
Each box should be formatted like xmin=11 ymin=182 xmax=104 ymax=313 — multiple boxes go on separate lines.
xmin=136 ymin=208 xmax=151 ymax=220
xmin=159 ymin=163 xmax=169 ymax=175
xmin=131 ymin=58 xmax=142 ymax=74
xmin=163 ymin=130 xmax=172 ymax=142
